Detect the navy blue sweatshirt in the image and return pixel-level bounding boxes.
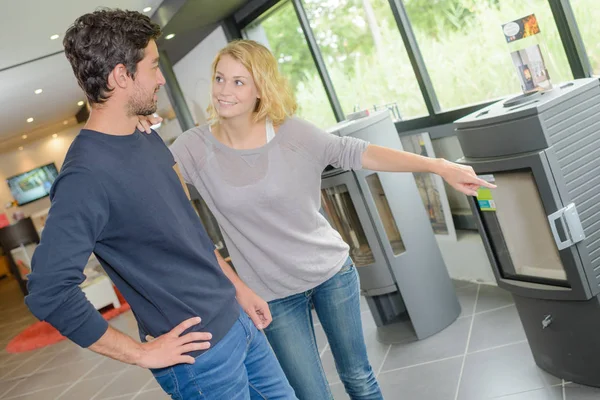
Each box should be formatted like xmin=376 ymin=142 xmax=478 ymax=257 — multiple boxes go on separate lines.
xmin=25 ymin=129 xmax=239 ymax=352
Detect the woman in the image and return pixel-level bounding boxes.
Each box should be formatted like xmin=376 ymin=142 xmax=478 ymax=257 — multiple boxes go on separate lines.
xmin=140 ymin=40 xmax=493 ymax=400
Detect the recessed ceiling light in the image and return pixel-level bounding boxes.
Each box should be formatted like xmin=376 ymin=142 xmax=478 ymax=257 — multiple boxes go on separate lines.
xmin=50 ymin=34 xmax=59 ymax=40
xmin=143 ymin=6 xmax=152 ymax=12
xmin=63 ymin=120 xmax=69 ymax=125
xmin=27 ymin=118 xmax=34 ymax=123
xmin=52 ymin=134 xmax=58 ymax=138
xmin=34 ymin=89 xmax=43 ymax=95
xmin=77 ymin=101 xmax=84 ymax=107
xmin=22 ymin=135 xmax=27 ymax=139
xmin=165 ymin=34 xmax=176 ymax=40
xmin=18 ymin=146 xmax=23 ymax=151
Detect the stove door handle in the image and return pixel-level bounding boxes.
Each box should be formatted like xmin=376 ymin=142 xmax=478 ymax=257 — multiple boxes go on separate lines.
xmin=548 ymin=203 xmax=586 ymax=251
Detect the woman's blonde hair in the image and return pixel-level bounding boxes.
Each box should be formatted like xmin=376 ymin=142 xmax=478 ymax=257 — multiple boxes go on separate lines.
xmin=206 ymin=40 xmax=297 ymax=125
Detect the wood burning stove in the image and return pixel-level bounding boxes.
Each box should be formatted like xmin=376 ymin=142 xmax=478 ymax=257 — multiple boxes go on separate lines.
xmin=455 ymin=78 xmax=600 ymax=386
xmin=321 ymin=111 xmax=460 ymax=342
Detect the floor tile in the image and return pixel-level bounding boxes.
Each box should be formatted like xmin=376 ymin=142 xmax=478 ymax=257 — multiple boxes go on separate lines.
xmin=458 ymin=342 xmax=554 ymax=400
xmin=0 ymin=360 xmax=25 ymax=381
xmin=468 ymin=305 xmax=526 ymax=352
xmin=2 ymin=384 xmax=71 ymax=400
xmin=92 ymin=357 xmax=132 ymax=378
xmin=108 ymin=312 xmax=140 ymax=339
xmin=452 ymin=279 xmax=476 ymax=291
xmin=56 ymin=373 xmax=120 ymax=400
xmin=311 ymin=306 xmax=319 ymax=326
xmin=320 ymin=349 xmax=339 ymax=384
xmin=0 ymin=347 xmax=52 ymax=373
xmin=372 ymin=320 xmax=416 ymax=345
xmin=141 ymin=379 xmax=162 ymax=392
xmin=379 ymin=356 xmax=463 ymax=400
xmin=99 ymin=395 xmax=132 ymax=400
xmin=133 ymin=388 xmax=170 ymax=400
xmin=35 ymin=341 xmax=67 ymax=355
xmin=0 ymin=381 xmax=21 ymax=399
xmin=360 ymin=311 xmax=406 ymax=353
xmin=493 ymin=386 xmax=563 ymax=399
xmin=564 ymin=382 xmax=600 ymax=399
xmin=456 ymin=285 xmax=478 ymax=318
xmin=314 ymin=323 xmax=328 ymax=353
xmin=0 ymin=351 xmax=16 ymax=366
xmin=359 ymin=295 xmax=369 ymax=313
xmin=94 ymin=367 xmax=153 ymax=399
xmin=329 ymin=383 xmax=349 ymax=400
xmin=0 ymin=327 xmax=23 ymax=343
xmin=0 ymin=317 xmax=31 ymax=331
xmin=536 ymin=368 xmax=563 ymax=388
xmin=475 ymin=284 xmax=514 ymax=314
xmin=3 ymin=357 xmax=100 ymax=398
xmin=381 ymin=317 xmax=470 ymax=371
xmin=1 ymin=353 xmax=56 ymax=380
xmin=43 ymin=339 xmax=77 ymax=354
xmin=40 ymin=345 xmax=101 ymax=368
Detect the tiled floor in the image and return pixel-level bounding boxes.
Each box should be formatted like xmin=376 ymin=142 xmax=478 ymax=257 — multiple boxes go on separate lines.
xmin=1 ymin=277 xmax=600 ymax=399
xmin=0 ymin=278 xmax=165 ymax=400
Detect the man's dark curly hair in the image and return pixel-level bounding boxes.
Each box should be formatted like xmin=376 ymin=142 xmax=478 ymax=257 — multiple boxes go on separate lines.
xmin=63 ymin=8 xmax=161 ymax=104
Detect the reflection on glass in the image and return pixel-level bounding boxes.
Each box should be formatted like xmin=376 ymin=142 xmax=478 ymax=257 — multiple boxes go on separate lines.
xmin=365 ymin=174 xmax=406 ymax=255
xmin=400 ymin=134 xmax=448 ymax=234
xmin=321 ymin=185 xmax=375 ymax=266
xmin=404 ymin=0 xmax=572 ymax=110
xmin=479 ymin=170 xmax=567 ymax=284
xmin=431 ymin=136 xmax=473 ymax=219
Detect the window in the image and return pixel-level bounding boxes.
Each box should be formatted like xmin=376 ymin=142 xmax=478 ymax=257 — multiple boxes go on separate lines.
xmin=431 ymin=136 xmax=473 ymax=225
xmin=365 ymin=174 xmax=406 ymax=255
xmin=301 ymin=0 xmax=428 ymax=120
xmin=570 ymin=0 xmax=600 ymax=75
xmin=400 ymin=134 xmax=452 ymax=236
xmin=321 ymin=185 xmax=376 ymax=266
xmin=243 ymin=2 xmax=337 ymax=128
xmin=404 ymin=0 xmax=573 ymax=110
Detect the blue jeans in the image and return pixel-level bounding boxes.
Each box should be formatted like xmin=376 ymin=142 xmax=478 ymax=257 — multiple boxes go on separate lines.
xmin=151 ymin=309 xmax=297 ymax=399
xmin=264 ymin=258 xmax=383 ymax=400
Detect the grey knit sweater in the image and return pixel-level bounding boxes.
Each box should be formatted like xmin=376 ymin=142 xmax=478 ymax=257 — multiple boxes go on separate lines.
xmin=170 ymin=117 xmax=369 ymax=301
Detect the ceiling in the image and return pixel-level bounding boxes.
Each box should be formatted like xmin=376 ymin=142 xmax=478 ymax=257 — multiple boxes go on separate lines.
xmin=0 ymin=0 xmax=251 ymax=153
xmin=156 ymin=0 xmax=246 ymax=64
xmin=0 ymin=0 xmax=164 ymax=151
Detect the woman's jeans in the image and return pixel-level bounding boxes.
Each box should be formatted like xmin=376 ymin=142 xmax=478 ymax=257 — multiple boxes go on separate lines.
xmin=264 ymin=258 xmax=384 ymax=400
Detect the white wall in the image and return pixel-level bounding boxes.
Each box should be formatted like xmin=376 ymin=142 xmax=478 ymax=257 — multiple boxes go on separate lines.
xmin=173 ymin=26 xmax=228 ymax=125
xmin=0 ymin=124 xmax=83 ymax=219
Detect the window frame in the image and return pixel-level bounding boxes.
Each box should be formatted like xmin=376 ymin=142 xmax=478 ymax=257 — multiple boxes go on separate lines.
xmin=232 ymin=0 xmax=592 ymax=132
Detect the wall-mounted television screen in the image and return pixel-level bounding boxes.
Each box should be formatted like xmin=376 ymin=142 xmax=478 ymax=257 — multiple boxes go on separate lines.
xmin=7 ymin=163 xmax=59 ymax=206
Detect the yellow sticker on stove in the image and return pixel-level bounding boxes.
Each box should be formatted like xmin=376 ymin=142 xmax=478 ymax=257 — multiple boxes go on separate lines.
xmin=477 ymin=175 xmax=496 ymax=212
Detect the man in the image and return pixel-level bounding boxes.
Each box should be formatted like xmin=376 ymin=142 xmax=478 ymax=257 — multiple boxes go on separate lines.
xmin=25 ymin=9 xmax=296 ymax=400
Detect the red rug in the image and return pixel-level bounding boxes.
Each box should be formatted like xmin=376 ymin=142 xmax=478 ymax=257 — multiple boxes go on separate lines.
xmin=5 ymin=289 xmax=130 ymax=353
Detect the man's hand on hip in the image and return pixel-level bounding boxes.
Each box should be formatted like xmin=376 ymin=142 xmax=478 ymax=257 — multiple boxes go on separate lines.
xmin=137 ymin=317 xmax=211 ymax=369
